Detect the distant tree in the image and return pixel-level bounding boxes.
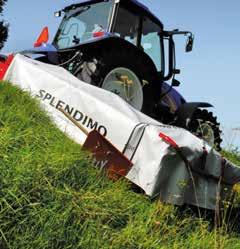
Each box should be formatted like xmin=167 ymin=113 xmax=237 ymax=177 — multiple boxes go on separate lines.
xmin=0 ymin=0 xmax=8 ymax=50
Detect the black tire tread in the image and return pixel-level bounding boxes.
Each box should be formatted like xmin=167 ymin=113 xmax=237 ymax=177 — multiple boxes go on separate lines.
xmin=189 ymin=108 xmax=222 ymax=151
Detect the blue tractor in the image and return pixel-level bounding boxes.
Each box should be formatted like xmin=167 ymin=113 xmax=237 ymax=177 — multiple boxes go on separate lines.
xmin=28 ymin=0 xmax=222 ymax=150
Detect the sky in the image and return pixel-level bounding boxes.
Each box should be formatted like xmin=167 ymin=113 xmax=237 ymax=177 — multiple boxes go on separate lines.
xmin=1 ymin=0 xmax=240 ymax=148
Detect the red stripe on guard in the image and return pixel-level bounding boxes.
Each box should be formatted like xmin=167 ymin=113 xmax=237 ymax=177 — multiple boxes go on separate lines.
xmin=159 ymin=132 xmax=179 ymax=149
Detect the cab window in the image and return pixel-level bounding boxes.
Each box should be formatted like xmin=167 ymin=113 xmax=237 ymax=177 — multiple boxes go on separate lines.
xmin=141 ymin=18 xmax=162 ymax=72
xmin=113 ymin=5 xmax=140 ymax=45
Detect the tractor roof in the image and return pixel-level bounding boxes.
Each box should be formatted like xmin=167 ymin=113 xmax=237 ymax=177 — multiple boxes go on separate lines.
xmin=63 ymin=0 xmax=163 ymax=29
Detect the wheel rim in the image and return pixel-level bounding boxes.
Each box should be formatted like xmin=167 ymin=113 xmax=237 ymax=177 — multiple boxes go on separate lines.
xmin=102 ymin=67 xmax=143 ymax=110
xmin=196 ymin=121 xmax=215 ymax=147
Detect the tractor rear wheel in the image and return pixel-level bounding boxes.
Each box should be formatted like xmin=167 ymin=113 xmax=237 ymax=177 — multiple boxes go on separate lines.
xmin=75 ymin=46 xmax=159 ymax=115
xmin=188 ymin=109 xmax=222 ymax=151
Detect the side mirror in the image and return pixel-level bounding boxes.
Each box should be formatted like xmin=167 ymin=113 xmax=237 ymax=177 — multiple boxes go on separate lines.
xmin=172 ymin=78 xmax=181 ymax=87
xmin=186 ymin=35 xmax=194 ymax=52
xmin=34 ymin=27 xmax=49 ymax=48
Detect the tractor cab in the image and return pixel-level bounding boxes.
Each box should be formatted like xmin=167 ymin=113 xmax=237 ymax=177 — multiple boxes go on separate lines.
xmin=53 ymin=0 xmax=194 ymax=82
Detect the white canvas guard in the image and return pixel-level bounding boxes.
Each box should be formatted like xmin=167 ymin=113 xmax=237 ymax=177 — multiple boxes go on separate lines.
xmin=4 ymin=54 xmax=240 ymax=210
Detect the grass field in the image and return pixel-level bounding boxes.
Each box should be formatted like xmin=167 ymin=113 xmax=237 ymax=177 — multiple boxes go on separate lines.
xmin=0 ymin=81 xmax=240 ymax=249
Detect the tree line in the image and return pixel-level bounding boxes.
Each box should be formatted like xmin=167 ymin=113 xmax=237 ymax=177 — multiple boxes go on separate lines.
xmin=0 ymin=0 xmax=8 ymax=51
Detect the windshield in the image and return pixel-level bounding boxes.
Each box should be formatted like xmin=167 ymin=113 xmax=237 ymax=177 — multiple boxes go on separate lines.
xmin=54 ymin=1 xmax=113 ymax=49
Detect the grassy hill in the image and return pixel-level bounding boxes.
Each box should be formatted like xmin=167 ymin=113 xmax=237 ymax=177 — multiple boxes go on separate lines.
xmin=0 ymin=81 xmax=240 ymax=249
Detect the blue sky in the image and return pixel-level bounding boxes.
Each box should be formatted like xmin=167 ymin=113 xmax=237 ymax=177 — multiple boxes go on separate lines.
xmin=2 ymin=0 xmax=240 ymax=147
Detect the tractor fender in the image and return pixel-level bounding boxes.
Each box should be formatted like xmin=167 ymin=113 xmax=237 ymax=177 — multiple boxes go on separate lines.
xmin=59 ymin=36 xmax=158 ymax=77
xmin=175 ymin=102 xmax=213 ymax=129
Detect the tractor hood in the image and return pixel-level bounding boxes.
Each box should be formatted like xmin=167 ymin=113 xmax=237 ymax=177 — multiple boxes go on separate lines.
xmin=19 ymin=43 xmax=59 ymax=65
xmin=21 ymin=43 xmax=57 ymax=55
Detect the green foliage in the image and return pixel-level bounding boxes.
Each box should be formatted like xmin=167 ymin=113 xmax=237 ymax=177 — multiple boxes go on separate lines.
xmin=0 ymin=81 xmax=240 ymax=249
xmin=0 ymin=0 xmax=7 ymax=14
xmin=222 ymin=150 xmax=240 ymax=166
xmin=0 ymin=0 xmax=8 ymax=50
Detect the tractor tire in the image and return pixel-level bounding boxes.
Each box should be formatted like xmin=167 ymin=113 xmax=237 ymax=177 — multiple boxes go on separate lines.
xmin=188 ymin=108 xmax=222 ymax=151
xmin=75 ymin=46 xmax=159 ymax=115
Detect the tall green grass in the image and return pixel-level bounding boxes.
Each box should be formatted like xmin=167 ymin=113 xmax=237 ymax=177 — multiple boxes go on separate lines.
xmin=0 ymin=81 xmax=240 ymax=249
